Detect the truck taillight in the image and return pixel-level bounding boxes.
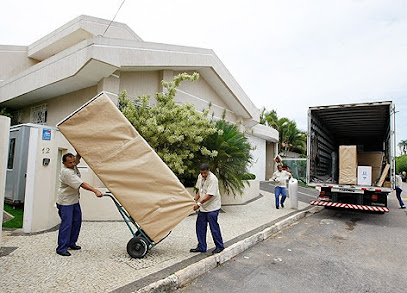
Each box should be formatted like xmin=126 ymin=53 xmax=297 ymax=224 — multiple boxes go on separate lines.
xmin=371 ymin=194 xmax=379 ymax=201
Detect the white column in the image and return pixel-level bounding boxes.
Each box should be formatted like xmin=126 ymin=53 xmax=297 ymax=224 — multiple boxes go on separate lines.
xmin=0 ymin=116 xmax=11 ymax=247
xmin=22 ymin=127 xmax=39 ymax=233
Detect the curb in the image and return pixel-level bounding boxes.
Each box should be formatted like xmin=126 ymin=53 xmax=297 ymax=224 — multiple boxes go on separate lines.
xmin=135 ymin=206 xmax=324 ymax=293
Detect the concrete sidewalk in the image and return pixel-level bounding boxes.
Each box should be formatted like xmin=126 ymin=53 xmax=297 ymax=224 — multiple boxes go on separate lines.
xmin=0 ymin=190 xmax=316 ymax=293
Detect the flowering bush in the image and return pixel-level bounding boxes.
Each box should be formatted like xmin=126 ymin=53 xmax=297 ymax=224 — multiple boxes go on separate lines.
xmin=118 ymin=72 xmax=254 ymax=193
xmin=118 ymin=72 xmax=217 ymax=183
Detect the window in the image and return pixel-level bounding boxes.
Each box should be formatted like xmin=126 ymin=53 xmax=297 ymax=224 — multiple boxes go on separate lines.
xmin=30 ymin=104 xmax=47 ymax=124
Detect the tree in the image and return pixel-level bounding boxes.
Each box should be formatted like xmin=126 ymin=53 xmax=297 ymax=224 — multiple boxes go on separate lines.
xmin=398 ymin=140 xmax=407 ymax=155
xmin=118 ymin=72 xmax=218 ymax=183
xmin=260 ymin=108 xmax=306 ymax=155
xmin=396 ymin=155 xmax=407 ymax=174
xmin=279 ymin=119 xmax=306 ymax=155
xmin=200 ymin=118 xmax=253 ymax=196
xmin=260 ymin=108 xmax=278 ymax=128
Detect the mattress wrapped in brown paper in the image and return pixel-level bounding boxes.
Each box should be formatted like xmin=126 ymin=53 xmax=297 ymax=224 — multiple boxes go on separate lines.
xmin=57 ymin=93 xmax=195 ymax=243
xmin=339 ymin=145 xmax=357 ymax=185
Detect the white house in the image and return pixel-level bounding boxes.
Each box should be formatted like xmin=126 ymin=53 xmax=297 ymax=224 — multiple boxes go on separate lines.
xmin=0 ymin=15 xmax=278 ymax=233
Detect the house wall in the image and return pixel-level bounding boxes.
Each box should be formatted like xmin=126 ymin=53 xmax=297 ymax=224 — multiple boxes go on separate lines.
xmin=175 ymin=70 xmax=228 ymax=107
xmin=119 ymin=71 xmax=161 ymax=102
xmin=97 ymin=73 xmax=120 ymax=103
xmin=221 ymin=180 xmax=260 ymax=205
xmin=117 ymin=70 xmax=239 ymax=121
xmin=246 ymin=134 xmax=266 ymax=181
xmin=0 ymin=46 xmax=38 ymax=81
xmin=47 ymin=86 xmax=98 ymax=126
xmin=18 ymin=86 xmax=98 ymax=126
xmin=116 ymin=70 xmax=239 ymax=123
xmin=175 ymin=71 xmax=238 ymax=123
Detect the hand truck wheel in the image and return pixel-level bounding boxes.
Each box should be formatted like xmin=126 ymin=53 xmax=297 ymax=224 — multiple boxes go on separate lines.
xmin=126 ymin=236 xmax=148 ymax=258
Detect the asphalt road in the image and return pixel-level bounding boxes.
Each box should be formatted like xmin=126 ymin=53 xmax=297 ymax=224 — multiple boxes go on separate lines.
xmin=260 ymin=181 xmax=320 ymax=204
xmin=179 ymin=187 xmax=407 ymax=293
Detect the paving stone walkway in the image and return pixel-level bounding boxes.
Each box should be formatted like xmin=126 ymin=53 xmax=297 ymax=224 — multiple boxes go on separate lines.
xmin=0 ymin=190 xmax=309 ymax=293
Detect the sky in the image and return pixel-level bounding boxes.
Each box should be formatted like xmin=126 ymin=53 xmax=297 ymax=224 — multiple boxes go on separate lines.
xmin=1 ymin=0 xmax=406 ymax=151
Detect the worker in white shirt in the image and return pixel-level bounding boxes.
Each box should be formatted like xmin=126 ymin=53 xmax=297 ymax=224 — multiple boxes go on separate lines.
xmin=395 ymin=174 xmax=406 ymax=209
xmin=270 ymin=164 xmax=292 ymax=209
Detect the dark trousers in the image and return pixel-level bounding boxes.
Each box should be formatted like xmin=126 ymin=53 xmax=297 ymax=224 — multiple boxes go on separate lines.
xmin=396 ymin=187 xmax=405 ymax=207
xmin=196 ymin=209 xmax=224 ymax=252
xmin=56 ymin=203 xmax=82 ymax=253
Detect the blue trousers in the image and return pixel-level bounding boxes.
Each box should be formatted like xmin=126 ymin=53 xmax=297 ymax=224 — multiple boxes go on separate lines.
xmin=196 ymin=210 xmax=224 ymax=252
xmin=275 ymin=186 xmax=287 ymax=207
xmin=56 ymin=203 xmax=82 ymax=253
xmin=396 ymin=187 xmax=405 ymax=207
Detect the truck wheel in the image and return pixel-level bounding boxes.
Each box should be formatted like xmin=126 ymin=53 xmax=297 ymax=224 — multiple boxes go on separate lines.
xmin=127 ymin=236 xmax=148 ymax=258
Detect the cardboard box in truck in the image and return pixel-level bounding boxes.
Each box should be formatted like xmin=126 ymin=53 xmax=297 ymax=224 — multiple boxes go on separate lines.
xmin=357 ymin=166 xmax=372 ymax=186
xmin=358 ymin=152 xmax=383 ymax=183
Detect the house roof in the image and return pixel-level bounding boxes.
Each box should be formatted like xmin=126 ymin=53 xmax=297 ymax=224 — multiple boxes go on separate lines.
xmin=0 ymin=15 xmax=260 ymax=125
xmin=28 ymin=15 xmax=142 ymax=61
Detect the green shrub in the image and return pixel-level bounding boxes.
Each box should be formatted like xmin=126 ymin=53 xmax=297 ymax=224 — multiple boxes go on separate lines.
xmin=200 ymin=120 xmax=253 ymax=196
xmin=0 ymin=107 xmax=12 ymax=118
xmin=242 ymin=173 xmax=256 ymax=180
xmin=396 ymin=155 xmax=407 ymax=174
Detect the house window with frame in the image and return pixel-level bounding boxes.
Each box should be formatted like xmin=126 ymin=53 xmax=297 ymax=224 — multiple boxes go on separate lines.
xmin=30 ymin=104 xmax=47 ymax=124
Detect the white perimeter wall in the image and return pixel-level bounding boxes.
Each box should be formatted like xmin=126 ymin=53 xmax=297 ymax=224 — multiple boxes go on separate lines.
xmin=247 ymin=135 xmax=266 ymax=181
xmin=0 ymin=116 xmax=10 ymax=246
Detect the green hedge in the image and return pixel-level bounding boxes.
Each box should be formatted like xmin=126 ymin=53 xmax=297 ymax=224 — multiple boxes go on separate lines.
xmin=396 ymin=155 xmax=407 ymax=174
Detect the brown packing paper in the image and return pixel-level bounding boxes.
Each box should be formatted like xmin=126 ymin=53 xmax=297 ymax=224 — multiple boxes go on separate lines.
xmin=339 ymin=145 xmax=357 ymax=185
xmin=57 ymin=93 xmax=196 ymax=243
xmin=357 ymin=152 xmax=383 ymax=182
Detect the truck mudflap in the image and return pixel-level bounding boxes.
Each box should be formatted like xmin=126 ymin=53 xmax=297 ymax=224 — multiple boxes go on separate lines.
xmin=310 ymin=200 xmax=389 ymax=212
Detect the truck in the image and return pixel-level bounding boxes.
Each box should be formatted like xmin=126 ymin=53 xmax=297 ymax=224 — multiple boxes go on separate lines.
xmin=307 ymin=101 xmax=396 ymax=212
